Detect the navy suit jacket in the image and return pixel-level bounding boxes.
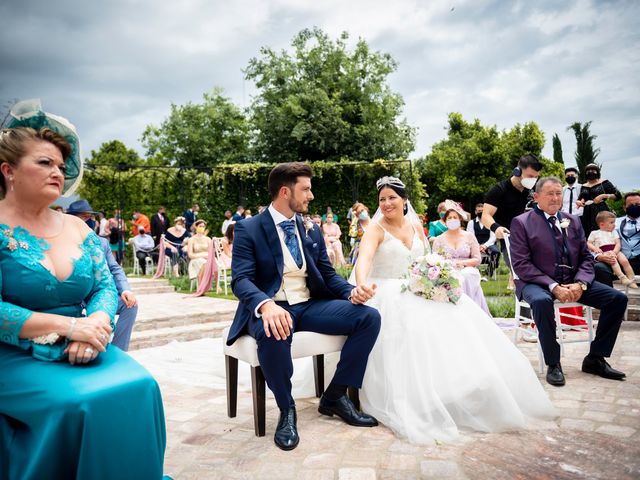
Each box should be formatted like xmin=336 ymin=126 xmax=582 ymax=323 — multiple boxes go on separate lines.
xmin=227 ymin=210 xmax=354 ymax=345
xmin=510 ymin=208 xmax=594 ymax=299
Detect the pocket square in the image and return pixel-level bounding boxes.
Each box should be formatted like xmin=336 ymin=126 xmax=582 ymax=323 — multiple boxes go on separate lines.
xmin=312 ymin=243 xmax=318 ymax=248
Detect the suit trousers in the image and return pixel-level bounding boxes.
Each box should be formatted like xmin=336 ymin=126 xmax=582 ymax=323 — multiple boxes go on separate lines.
xmin=249 ymin=299 xmax=381 ymax=410
xmin=112 ymin=298 xmax=138 ymax=352
xmin=521 ymin=281 xmax=627 ymax=365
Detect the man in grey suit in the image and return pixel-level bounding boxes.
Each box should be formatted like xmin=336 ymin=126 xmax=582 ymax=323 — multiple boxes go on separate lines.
xmin=67 ymin=200 xmax=139 ymax=351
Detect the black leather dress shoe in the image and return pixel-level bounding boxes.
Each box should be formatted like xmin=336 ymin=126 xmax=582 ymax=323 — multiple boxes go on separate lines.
xmin=582 ymin=356 xmax=626 ymax=380
xmin=318 ymin=395 xmax=378 ymax=427
xmin=274 ymin=407 xmax=299 ymax=451
xmin=546 ymin=364 xmax=565 ymax=386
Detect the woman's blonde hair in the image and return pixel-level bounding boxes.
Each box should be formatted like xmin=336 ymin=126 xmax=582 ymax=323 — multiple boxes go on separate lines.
xmin=0 ymin=127 xmax=71 ymax=197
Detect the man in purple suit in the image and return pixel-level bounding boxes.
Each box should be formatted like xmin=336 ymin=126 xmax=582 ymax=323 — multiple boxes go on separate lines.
xmin=510 ymin=177 xmax=627 ymax=387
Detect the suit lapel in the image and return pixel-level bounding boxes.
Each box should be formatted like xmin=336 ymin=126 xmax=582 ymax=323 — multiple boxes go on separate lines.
xmin=260 ymin=210 xmax=284 ymax=277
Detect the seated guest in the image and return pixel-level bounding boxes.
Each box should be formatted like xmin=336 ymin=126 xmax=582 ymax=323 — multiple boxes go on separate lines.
xmin=433 ymin=205 xmax=491 ymax=315
xmin=322 ymin=213 xmax=346 ymax=267
xmin=67 ymin=199 xmax=140 ymax=351
xmin=510 ymin=177 xmax=627 ymax=387
xmin=187 ymin=219 xmax=211 ymax=284
xmin=164 ymin=216 xmax=188 ymax=276
xmin=616 ymin=191 xmax=640 ymax=275
xmin=0 ymin=111 xmax=166 ymax=477
xmin=221 ymin=210 xmax=233 ymax=235
xmin=467 ymin=202 xmax=501 ymax=278
xmin=588 ymin=211 xmax=637 ymax=288
xmin=132 ymin=226 xmax=157 ymax=276
xmin=428 ymin=201 xmax=447 ymax=241
xmin=244 ymin=209 xmax=253 ymax=219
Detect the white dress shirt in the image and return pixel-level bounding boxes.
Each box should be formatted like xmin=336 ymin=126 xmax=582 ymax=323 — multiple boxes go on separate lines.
xmin=562 ymin=184 xmax=583 ymax=216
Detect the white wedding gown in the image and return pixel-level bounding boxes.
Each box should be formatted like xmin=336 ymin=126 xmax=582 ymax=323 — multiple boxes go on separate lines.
xmin=359 ymin=228 xmax=556 ymax=444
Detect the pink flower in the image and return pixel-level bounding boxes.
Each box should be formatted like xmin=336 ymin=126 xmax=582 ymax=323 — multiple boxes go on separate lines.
xmin=427 ymin=266 xmax=440 ymax=281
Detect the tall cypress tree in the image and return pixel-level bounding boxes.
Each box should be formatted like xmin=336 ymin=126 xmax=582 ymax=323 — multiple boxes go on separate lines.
xmin=567 ymin=121 xmax=600 ymax=183
xmin=552 ymin=133 xmax=563 ymax=165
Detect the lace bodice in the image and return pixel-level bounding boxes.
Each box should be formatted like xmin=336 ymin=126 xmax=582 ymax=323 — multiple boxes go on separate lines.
xmin=0 ymin=226 xmax=118 ymax=361
xmin=369 ymin=226 xmax=429 ymax=279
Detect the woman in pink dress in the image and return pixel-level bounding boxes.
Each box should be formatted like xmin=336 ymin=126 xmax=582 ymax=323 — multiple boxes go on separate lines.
xmin=321 ymin=214 xmax=346 ymax=267
xmin=433 ymin=208 xmax=491 ymax=315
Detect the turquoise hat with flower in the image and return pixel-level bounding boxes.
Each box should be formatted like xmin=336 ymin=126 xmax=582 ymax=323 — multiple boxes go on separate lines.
xmin=5 ymin=99 xmax=83 ymax=196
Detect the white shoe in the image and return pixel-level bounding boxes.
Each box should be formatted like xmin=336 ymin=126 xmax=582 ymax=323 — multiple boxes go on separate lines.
xmin=522 ymin=331 xmax=538 ymax=343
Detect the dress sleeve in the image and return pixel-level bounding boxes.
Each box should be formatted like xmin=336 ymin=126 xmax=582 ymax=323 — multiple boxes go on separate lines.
xmin=603 ymin=180 xmax=622 ymax=200
xmin=468 ymin=234 xmax=482 ymax=262
xmin=0 ymin=266 xmax=34 ymax=346
xmin=83 ymin=232 xmax=118 ymax=326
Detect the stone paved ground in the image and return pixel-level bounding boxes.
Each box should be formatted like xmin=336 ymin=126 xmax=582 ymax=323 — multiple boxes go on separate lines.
xmin=130 ymin=321 xmax=640 ymax=480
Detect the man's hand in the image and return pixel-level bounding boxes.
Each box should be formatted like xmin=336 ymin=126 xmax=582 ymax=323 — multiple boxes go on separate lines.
xmin=596 ymin=253 xmax=616 ymax=266
xmin=479 ymin=244 xmax=487 ymax=254
xmin=350 ymin=284 xmax=377 ymax=304
xmin=552 ymin=284 xmax=573 ymax=303
xmin=121 ymin=291 xmax=137 ymax=308
xmin=495 ymin=226 xmax=510 ymax=240
xmin=563 ymin=283 xmax=584 ymax=303
xmin=259 ymin=301 xmax=293 ymax=340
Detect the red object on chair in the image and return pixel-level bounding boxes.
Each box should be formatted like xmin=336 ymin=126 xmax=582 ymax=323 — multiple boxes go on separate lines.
xmin=559 ymin=306 xmax=586 ymax=326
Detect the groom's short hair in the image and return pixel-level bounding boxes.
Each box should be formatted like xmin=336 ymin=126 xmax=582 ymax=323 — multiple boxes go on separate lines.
xmin=268 ymin=162 xmax=313 ymax=199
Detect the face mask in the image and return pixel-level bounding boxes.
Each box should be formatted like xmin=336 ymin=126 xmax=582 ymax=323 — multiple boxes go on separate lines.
xmin=138 ymin=230 xmax=145 ymax=235
xmin=585 ymin=171 xmax=599 ymax=180
xmin=439 ymin=212 xmax=445 ymax=219
xmin=476 ymin=212 xmax=482 ymax=218
xmin=521 ymin=177 xmax=537 ymax=190
xmin=446 ymin=219 xmax=461 ymax=230
xmin=85 ymin=219 xmax=96 ymax=229
xmin=359 ymin=211 xmax=369 ymax=220
xmin=565 ymin=176 xmax=577 ymax=185
xmin=627 ymin=204 xmax=640 ymax=219
xmin=196 ymin=226 xmax=206 ymax=234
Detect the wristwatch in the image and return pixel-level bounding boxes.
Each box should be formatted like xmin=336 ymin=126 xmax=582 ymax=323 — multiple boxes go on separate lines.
xmin=577 ymin=281 xmax=588 ymax=291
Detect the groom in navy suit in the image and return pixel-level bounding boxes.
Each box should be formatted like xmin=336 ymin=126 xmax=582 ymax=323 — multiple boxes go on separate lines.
xmin=510 ymin=177 xmax=627 ymax=386
xmin=228 ymin=162 xmax=381 ymax=450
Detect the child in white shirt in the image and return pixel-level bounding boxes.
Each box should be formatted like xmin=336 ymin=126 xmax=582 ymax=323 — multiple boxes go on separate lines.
xmin=588 ymin=211 xmax=638 ymax=288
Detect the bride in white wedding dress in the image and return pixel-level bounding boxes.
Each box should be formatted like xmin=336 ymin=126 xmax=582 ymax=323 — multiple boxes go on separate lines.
xmin=353 ymin=177 xmax=556 ymax=444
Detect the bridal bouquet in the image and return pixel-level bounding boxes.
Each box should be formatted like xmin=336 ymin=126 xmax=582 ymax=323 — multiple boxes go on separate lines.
xmin=401 ymin=253 xmax=463 ymax=304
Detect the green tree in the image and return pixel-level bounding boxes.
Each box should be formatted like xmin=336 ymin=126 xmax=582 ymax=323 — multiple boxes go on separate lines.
xmin=245 ymin=27 xmax=416 ymax=163
xmin=567 ymin=121 xmax=600 ymax=182
xmin=552 ymin=133 xmax=563 ymax=164
xmin=141 ymin=88 xmax=250 ymax=168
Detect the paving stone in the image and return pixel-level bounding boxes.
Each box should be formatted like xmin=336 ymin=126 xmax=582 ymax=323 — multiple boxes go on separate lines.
xmin=420 ymin=460 xmax=460 ymax=477
xmin=338 ymin=467 xmax=377 ymax=480
xmin=595 ymin=424 xmax=636 ymax=438
xmin=559 ymin=418 xmax=596 ymax=432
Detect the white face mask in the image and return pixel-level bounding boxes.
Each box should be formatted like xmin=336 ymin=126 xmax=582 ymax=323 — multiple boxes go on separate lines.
xmin=446 ymin=219 xmax=461 ymax=230
xmin=521 ymin=177 xmax=537 ymax=190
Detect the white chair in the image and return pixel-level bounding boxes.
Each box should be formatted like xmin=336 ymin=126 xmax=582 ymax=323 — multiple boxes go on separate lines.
xmin=503 ymin=235 xmax=595 ymax=373
xmin=623 ymin=275 xmax=640 ymax=321
xmin=222 ymin=326 xmax=359 ymax=436
xmin=213 ymin=238 xmax=231 ymax=295
xmin=130 ymin=240 xmax=154 ymax=276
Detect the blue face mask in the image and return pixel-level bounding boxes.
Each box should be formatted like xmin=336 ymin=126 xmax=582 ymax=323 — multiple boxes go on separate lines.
xmin=85 ymin=219 xmax=96 ymax=230
xmin=359 ymin=211 xmax=369 ymax=220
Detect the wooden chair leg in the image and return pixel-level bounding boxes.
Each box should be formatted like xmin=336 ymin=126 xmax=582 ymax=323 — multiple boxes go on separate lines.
xmin=348 ymin=386 xmax=360 ymax=411
xmin=225 ymin=355 xmax=238 ymax=418
xmin=251 ymin=366 xmax=266 ymax=437
xmin=313 ymin=354 xmax=325 ymax=398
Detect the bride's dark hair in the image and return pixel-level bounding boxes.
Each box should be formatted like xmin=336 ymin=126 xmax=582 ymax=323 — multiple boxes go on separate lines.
xmin=376 ymin=176 xmax=408 ymax=215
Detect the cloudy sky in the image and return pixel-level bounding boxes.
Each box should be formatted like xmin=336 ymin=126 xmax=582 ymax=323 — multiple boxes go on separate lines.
xmin=2 ymin=0 xmax=638 ymax=190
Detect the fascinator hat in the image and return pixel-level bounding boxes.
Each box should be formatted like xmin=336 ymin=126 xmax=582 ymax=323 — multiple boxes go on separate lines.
xmin=6 ymin=99 xmax=83 ymax=196
xmin=443 ymin=199 xmax=470 ymax=222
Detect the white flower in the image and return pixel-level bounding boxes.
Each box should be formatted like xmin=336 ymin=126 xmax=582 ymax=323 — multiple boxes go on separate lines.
xmin=559 ymin=218 xmax=571 ymax=229
xmin=304 ymin=220 xmax=315 ymax=237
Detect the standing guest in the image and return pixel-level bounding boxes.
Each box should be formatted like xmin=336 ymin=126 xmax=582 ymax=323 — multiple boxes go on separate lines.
xmin=184 ymin=203 xmax=200 ymax=233
xmin=132 ymin=226 xmax=157 ymax=276
xmin=108 ymin=210 xmax=127 ymax=264
xmin=97 ymin=211 xmax=109 ymax=237
xmin=510 ymin=177 xmax=627 ymax=386
xmin=0 ymin=115 xmax=166 ymax=477
xmin=434 ymin=206 xmax=491 ymax=315
xmin=232 ymin=205 xmax=245 ymax=222
xmin=164 ymin=216 xmax=188 ymax=276
xmin=221 ymin=210 xmax=233 ymax=235
xmin=616 ymin=192 xmax=640 ymax=275
xmin=561 ymin=167 xmax=583 ymax=216
xmin=322 ymin=207 xmax=338 ymax=223
xmin=187 ymin=219 xmax=212 ymax=285
xmin=576 ymin=163 xmax=622 ymax=238
xmin=244 ymin=209 xmax=253 ymax=219
xmin=322 ymin=212 xmax=346 ymax=267
xmin=482 ymin=153 xmax=542 ymax=289
xmin=150 ymin=205 xmax=170 ymax=246
xmin=428 ymin=202 xmax=447 ymax=240
xmin=130 ymin=209 xmax=150 ymax=236
xmin=66 ymin=199 xmax=140 ymax=351
xmin=467 ymin=203 xmax=501 ymax=278
xmin=349 ymin=207 xmax=370 ymax=264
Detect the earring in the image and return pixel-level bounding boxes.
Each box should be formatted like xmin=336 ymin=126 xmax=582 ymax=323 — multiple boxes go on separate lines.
xmin=9 ymin=176 xmax=14 ymax=192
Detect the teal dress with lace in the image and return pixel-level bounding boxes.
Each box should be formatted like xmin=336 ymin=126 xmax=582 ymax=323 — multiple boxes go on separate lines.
xmin=0 ymin=227 xmax=166 ymax=479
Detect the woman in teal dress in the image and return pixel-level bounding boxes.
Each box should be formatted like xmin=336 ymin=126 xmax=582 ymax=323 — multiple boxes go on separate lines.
xmin=0 ymin=104 xmax=167 ymax=479
xmin=428 ymin=201 xmax=448 ymax=240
